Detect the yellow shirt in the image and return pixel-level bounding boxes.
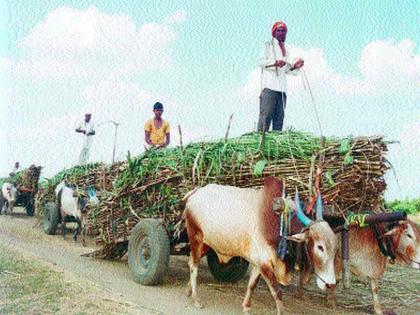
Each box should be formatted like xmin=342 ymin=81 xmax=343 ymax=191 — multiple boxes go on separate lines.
xmin=144 ymin=119 xmax=170 ymax=145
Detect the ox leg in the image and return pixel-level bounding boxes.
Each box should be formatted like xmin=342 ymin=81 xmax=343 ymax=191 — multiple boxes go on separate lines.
xmin=370 ymin=278 xmax=383 ymax=315
xmin=185 ymin=212 xmax=204 ymax=308
xmin=73 ymin=218 xmax=81 ymax=242
xmin=242 ymin=266 xmax=261 ymax=314
xmin=81 ymin=218 xmax=86 ymax=247
xmin=260 ymin=264 xmax=285 ymax=315
xmin=187 ymin=254 xmax=202 ymax=308
xmin=61 ymin=219 xmax=66 ymax=240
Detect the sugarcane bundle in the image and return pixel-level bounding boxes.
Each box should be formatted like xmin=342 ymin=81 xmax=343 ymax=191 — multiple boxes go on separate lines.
xmin=87 ymin=131 xmax=389 ymax=257
xmin=36 ymin=131 xmax=390 ymax=258
xmin=0 ymin=165 xmax=42 ymax=190
xmin=35 ymin=162 xmax=109 ymax=212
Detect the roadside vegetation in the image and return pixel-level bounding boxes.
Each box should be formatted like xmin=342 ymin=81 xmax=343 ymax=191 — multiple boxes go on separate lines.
xmin=386 ymin=198 xmax=420 ymax=215
xmin=0 ymin=244 xmax=141 ymax=315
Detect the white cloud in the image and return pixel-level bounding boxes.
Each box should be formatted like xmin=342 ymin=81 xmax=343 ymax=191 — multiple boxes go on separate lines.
xmin=11 ymin=6 xmax=184 ymax=81
xmin=400 ymin=122 xmax=420 ymax=155
xmin=359 ymin=40 xmax=419 ymax=82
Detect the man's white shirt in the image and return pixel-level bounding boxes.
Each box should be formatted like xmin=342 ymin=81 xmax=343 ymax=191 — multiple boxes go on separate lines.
xmin=77 ymin=120 xmax=95 ymax=148
xmin=258 ymin=38 xmax=299 ymax=93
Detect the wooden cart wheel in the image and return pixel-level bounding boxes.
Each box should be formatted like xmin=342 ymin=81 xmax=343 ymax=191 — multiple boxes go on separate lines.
xmin=128 ymin=219 xmax=170 ymax=285
xmin=25 ymin=198 xmax=35 ymax=216
xmin=43 ymin=202 xmax=60 ymax=235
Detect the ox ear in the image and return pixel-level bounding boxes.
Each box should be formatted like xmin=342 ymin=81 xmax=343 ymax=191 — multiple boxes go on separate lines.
xmin=287 ymin=232 xmax=306 ymax=243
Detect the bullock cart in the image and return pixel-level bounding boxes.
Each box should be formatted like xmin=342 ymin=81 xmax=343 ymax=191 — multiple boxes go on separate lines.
xmin=0 ymin=165 xmax=42 ymax=216
xmin=36 ymin=131 xmax=390 ymax=286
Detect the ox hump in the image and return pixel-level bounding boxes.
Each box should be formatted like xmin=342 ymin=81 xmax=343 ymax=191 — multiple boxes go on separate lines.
xmin=259 ymin=177 xmax=284 ymax=247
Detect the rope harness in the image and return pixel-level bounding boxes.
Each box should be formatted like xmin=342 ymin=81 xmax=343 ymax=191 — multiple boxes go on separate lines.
xmin=371 ymin=223 xmax=396 ymax=263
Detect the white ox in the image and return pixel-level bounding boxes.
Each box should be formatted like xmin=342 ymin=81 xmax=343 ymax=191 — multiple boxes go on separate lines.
xmin=1 ymin=183 xmax=18 ymax=214
xmin=55 ymin=180 xmax=89 ymax=243
xmin=183 ymin=177 xmax=338 ymax=315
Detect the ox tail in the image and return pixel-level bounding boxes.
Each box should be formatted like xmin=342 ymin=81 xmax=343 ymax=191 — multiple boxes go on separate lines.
xmin=182 ymin=187 xmax=199 ymax=202
xmin=181 ymin=188 xmax=199 ymax=220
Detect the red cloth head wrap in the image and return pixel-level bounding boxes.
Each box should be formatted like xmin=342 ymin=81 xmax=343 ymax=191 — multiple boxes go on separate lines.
xmin=271 ymin=21 xmax=288 ymax=37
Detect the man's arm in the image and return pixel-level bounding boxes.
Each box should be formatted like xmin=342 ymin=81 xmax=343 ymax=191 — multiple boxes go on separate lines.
xmin=258 ymin=42 xmax=276 ymax=68
xmin=163 ymin=132 xmax=170 ymax=147
xmin=145 ymin=131 xmax=154 ymax=146
xmin=259 ymin=42 xmax=288 ymax=70
xmin=286 ymin=58 xmax=304 ymax=75
xmin=75 ymin=127 xmax=86 ymax=134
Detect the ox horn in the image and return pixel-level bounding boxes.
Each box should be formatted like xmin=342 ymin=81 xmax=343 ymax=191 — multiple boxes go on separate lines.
xmin=316 ymin=192 xmax=324 ymax=220
xmin=295 ymin=188 xmax=312 ymax=227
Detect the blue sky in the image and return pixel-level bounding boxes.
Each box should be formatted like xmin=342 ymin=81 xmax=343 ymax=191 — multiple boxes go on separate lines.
xmin=0 ymin=0 xmax=419 ymax=200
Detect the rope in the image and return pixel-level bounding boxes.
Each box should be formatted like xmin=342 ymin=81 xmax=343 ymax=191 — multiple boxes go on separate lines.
xmin=301 ymin=68 xmax=324 ymax=138
xmin=282 ymin=91 xmax=303 ymax=182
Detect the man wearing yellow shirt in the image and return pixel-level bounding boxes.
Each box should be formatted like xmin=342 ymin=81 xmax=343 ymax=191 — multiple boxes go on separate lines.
xmin=144 ymin=102 xmax=170 ymax=148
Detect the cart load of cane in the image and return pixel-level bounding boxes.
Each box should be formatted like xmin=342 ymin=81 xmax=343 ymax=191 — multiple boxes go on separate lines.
xmin=35 ymin=130 xmax=390 ymax=258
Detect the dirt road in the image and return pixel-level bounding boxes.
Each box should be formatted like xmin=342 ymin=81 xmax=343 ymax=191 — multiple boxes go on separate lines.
xmin=0 ymin=209 xmax=419 ymax=315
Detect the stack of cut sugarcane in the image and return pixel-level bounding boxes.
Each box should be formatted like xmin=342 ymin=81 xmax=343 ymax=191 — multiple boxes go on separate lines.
xmin=35 ymin=131 xmax=390 ymax=258
xmin=0 ymin=165 xmax=42 ymax=191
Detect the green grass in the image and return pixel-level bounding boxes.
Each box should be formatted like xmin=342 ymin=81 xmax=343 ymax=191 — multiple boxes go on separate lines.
xmin=0 ymin=246 xmax=66 ymax=314
xmin=386 ymin=198 xmax=420 ymax=215
xmin=0 ymin=245 xmax=139 ymax=314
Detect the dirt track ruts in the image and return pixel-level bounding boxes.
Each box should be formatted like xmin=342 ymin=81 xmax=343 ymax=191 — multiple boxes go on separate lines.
xmin=1 ymin=209 xmax=418 ymax=315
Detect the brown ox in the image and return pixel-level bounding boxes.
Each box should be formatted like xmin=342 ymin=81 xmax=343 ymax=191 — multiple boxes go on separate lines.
xmin=299 ymin=218 xmax=420 ymax=315
xmin=183 ymin=177 xmax=338 ymax=315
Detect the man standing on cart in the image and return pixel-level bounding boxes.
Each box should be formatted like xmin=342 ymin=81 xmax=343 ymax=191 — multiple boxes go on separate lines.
xmin=75 ymin=113 xmax=96 ymax=165
xmin=257 ymin=21 xmax=304 ymax=131
xmin=144 ymin=102 xmax=170 ymax=149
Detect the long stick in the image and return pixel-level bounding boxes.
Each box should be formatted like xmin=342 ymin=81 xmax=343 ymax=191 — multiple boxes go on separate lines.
xmin=225 ymin=114 xmax=234 ymax=141
xmin=178 ymin=124 xmax=183 ymax=150
xmin=342 ymin=229 xmax=351 ymax=289
xmin=112 ymin=123 xmax=119 ymax=164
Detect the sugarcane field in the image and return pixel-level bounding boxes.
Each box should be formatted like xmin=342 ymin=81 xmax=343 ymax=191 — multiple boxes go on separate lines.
xmin=1 ymin=2 xmax=419 ymax=315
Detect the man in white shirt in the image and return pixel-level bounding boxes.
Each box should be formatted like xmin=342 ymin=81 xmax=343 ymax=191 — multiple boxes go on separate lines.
xmin=12 ymin=162 xmax=20 ymax=174
xmin=258 ymin=21 xmax=304 ymax=131
xmin=75 ymin=113 xmax=95 ymax=165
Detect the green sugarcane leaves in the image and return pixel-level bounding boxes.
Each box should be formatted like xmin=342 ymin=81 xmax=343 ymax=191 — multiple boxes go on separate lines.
xmin=325 ymin=171 xmax=335 ymax=187
xmin=339 ymin=137 xmax=354 ymax=165
xmin=339 ymin=138 xmax=351 ymax=155
xmin=253 ymin=160 xmax=267 ymax=177
xmin=344 ymin=154 xmax=354 ymax=165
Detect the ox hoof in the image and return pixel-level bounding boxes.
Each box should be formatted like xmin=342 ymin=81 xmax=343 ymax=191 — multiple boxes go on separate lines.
xmin=383 ymin=310 xmax=397 ymax=315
